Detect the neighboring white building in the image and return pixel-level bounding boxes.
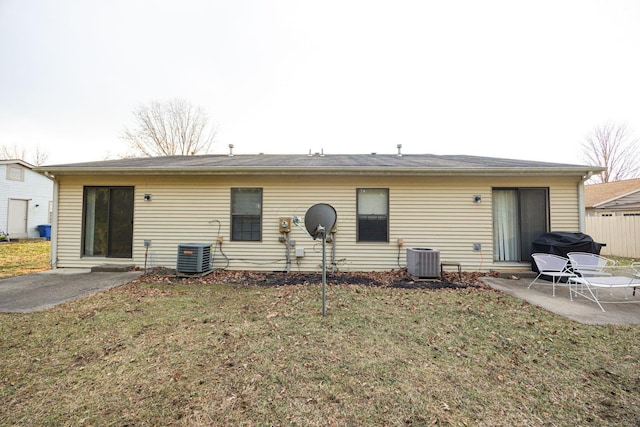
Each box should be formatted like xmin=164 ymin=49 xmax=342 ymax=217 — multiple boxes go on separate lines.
xmin=0 ymin=160 xmax=54 ymax=239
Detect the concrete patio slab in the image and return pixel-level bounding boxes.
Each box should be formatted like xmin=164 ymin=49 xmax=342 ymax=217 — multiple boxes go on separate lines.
xmin=482 ymin=276 xmax=640 ymax=325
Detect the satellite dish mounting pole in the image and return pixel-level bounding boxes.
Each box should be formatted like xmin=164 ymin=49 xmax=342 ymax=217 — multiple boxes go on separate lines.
xmin=316 ymin=224 xmax=327 ymax=317
xmin=303 ymin=203 xmax=337 ymax=317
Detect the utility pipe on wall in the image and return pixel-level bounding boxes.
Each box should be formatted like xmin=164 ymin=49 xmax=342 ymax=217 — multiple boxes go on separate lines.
xmin=285 ymin=231 xmax=291 ymax=273
xmin=329 ymin=231 xmax=336 ymax=273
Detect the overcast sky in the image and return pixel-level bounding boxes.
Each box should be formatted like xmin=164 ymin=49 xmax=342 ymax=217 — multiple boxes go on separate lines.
xmin=1 ymin=0 xmax=639 ymax=165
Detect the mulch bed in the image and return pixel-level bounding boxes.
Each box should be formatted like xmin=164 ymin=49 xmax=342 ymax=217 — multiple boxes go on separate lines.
xmin=136 ymin=267 xmax=495 ymax=290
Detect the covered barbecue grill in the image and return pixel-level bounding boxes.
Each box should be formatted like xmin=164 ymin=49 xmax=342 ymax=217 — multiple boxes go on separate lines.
xmin=530 ymin=232 xmax=604 ymax=273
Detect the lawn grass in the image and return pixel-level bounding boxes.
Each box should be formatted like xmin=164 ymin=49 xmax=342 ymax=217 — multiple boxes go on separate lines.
xmin=1 ymin=280 xmax=639 ymax=426
xmin=608 ymin=255 xmax=640 ymax=266
xmin=0 ymin=240 xmax=51 ymax=278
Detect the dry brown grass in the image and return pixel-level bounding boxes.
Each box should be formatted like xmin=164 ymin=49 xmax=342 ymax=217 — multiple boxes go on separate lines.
xmin=1 ymin=277 xmax=640 ymax=426
xmin=0 ymin=241 xmax=50 ymax=278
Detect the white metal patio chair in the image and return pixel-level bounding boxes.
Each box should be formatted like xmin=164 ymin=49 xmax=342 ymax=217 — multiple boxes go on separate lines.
xmin=528 ymin=253 xmax=575 ymax=297
xmin=567 ymin=252 xmax=616 ymax=276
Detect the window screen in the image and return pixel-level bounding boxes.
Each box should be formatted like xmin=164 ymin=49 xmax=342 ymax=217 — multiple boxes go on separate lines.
xmin=357 ymin=188 xmax=389 ymax=242
xmin=231 ymin=188 xmax=262 ymax=241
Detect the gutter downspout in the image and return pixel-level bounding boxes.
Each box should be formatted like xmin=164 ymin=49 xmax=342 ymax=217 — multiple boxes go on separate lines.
xmin=50 ymin=175 xmax=59 ymax=268
xmin=578 ymin=171 xmax=593 ymax=232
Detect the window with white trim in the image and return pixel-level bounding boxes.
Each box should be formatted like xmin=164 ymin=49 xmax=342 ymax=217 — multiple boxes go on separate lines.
xmin=231 ymin=188 xmax=262 ymax=241
xmin=357 ymin=188 xmax=389 ymax=242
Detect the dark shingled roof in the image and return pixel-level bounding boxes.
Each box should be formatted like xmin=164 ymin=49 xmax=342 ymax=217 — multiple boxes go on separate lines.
xmin=38 ymin=153 xmax=604 ymax=176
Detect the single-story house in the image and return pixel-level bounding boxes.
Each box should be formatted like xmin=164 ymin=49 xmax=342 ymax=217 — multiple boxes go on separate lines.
xmin=1 ymin=159 xmax=54 ymax=239
xmin=584 ymin=178 xmax=640 ymax=217
xmin=37 ymin=152 xmax=603 ymax=272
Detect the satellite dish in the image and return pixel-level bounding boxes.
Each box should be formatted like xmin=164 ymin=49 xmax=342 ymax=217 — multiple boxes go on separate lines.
xmin=302 ymin=203 xmax=337 ymax=317
xmin=304 ymin=203 xmax=337 ymax=240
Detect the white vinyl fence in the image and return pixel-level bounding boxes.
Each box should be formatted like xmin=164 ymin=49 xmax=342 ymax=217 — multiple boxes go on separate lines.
xmin=585 ymin=216 xmax=640 ymax=258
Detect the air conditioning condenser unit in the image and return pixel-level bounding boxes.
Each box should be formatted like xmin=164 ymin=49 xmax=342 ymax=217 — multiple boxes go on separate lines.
xmin=177 ymin=243 xmax=212 ymax=276
xmin=407 ymin=247 xmax=440 ymax=278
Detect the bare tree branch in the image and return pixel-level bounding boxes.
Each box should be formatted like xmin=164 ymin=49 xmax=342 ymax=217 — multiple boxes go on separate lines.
xmin=32 ymin=146 xmax=49 ymax=166
xmin=121 ymin=98 xmax=216 ymax=157
xmin=0 ymin=144 xmax=49 ymax=165
xmin=581 ymin=121 xmax=640 ymax=183
xmin=0 ymin=144 xmax=26 ymax=161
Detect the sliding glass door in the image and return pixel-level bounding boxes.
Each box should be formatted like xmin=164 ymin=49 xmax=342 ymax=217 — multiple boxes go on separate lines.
xmin=493 ymin=188 xmax=548 ymax=262
xmin=83 ymin=187 xmax=134 ymax=258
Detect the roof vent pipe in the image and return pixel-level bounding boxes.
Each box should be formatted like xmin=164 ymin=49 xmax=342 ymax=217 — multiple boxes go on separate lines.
xmin=397 ymin=144 xmax=402 ymax=157
xmin=320 ymin=148 xmax=324 ymax=157
xmin=228 ymin=144 xmax=234 ymax=157
xmin=308 ymin=149 xmax=313 ymax=157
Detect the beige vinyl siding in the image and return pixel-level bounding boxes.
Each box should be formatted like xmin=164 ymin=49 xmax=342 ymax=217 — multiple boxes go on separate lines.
xmin=56 ymin=178 xmax=84 ymax=267
xmin=549 ymin=178 xmax=581 ymax=231
xmin=54 ymin=174 xmax=582 ymax=272
xmin=393 ymin=176 xmax=492 ymax=264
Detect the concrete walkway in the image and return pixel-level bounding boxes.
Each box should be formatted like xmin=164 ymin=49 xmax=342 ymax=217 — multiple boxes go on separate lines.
xmin=483 ymin=276 xmax=640 ymax=325
xmin=0 ymin=269 xmax=142 ymax=313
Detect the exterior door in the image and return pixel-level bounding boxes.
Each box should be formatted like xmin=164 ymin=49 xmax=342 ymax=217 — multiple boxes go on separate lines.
xmin=8 ymin=199 xmax=28 ymax=238
xmin=107 ymin=188 xmax=134 ymax=257
xmin=493 ymin=188 xmax=549 ymax=262
xmin=518 ymin=189 xmax=548 ymax=262
xmin=83 ymin=187 xmax=134 ymax=258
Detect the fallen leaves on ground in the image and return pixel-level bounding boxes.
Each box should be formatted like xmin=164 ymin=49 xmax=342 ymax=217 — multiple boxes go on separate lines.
xmin=132 ymin=267 xmax=495 ymax=290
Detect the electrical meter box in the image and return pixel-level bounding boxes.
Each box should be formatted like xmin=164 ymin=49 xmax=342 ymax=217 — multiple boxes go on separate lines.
xmin=279 ymin=217 xmax=291 ymax=233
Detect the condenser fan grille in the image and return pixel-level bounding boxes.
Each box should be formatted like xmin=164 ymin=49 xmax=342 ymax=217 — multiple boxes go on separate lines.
xmin=177 ymin=243 xmax=212 ymax=274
